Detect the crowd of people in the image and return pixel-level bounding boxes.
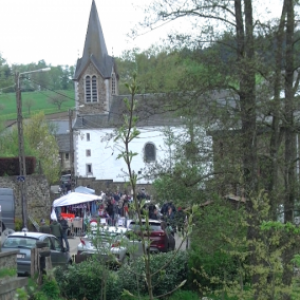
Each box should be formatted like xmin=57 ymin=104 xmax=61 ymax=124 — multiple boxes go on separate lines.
xmin=39 ymin=189 xmax=186 ymax=251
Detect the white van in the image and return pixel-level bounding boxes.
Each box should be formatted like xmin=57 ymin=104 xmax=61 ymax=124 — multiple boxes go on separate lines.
xmin=0 ymin=188 xmax=15 ymax=232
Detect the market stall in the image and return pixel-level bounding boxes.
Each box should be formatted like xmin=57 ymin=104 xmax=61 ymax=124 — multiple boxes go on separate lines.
xmin=51 ymin=192 xmax=103 ymax=236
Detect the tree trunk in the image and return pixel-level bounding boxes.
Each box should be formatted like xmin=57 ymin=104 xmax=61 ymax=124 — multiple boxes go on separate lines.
xmin=282 ymin=1 xmax=296 ymax=299
xmin=235 ymin=1 xmax=259 ymax=298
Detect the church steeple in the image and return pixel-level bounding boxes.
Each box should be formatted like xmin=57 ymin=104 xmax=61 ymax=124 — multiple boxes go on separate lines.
xmin=74 ymin=0 xmax=113 ymax=80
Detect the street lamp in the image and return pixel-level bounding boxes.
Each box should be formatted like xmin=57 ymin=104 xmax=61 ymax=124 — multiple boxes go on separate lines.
xmin=15 ymin=67 xmax=51 ymax=228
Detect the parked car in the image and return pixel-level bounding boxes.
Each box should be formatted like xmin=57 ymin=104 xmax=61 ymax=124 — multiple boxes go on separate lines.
xmin=1 ymin=232 xmax=72 ymax=276
xmin=128 ymin=219 xmax=175 ymax=253
xmin=77 ymin=226 xmax=145 ymax=264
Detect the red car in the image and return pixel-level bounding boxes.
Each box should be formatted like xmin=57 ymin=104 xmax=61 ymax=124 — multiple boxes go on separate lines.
xmin=128 ymin=219 xmax=175 ymax=253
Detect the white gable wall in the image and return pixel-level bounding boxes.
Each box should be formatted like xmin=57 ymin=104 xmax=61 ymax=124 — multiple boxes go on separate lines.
xmin=74 ymin=126 xmax=184 ymax=183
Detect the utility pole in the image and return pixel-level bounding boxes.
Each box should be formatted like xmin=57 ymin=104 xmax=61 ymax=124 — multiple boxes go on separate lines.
xmin=69 ymin=109 xmax=75 ymax=191
xmin=15 ymin=67 xmax=51 ymax=228
xmin=16 ymin=72 xmax=28 ymax=229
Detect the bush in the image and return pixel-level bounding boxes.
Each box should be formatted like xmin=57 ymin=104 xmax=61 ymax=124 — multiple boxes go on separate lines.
xmin=54 ymin=252 xmax=188 ymax=300
xmin=118 ymin=251 xmax=188 ymax=297
xmin=167 ymin=290 xmax=199 ymax=300
xmin=54 ymin=259 xmax=123 ymax=300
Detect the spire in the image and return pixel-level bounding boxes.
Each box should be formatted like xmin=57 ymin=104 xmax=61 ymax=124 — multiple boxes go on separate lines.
xmin=83 ymin=0 xmax=108 ymax=59
xmin=74 ymin=0 xmax=113 ymax=80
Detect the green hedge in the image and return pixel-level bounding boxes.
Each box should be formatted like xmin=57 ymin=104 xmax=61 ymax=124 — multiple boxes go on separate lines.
xmin=119 ymin=251 xmax=188 ymax=297
xmin=54 ymin=252 xmax=188 ymax=300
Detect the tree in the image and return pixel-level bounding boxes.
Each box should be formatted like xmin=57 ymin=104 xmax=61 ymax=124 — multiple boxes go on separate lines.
xmin=24 ymin=98 xmax=34 ymax=115
xmin=115 ymin=74 xmax=193 ymax=300
xmin=47 ymin=94 xmax=68 ymax=110
xmin=139 ymin=0 xmax=300 ymax=299
xmin=23 ymin=112 xmax=60 ymax=184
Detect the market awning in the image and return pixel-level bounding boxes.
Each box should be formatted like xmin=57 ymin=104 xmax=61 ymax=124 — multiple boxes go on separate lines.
xmin=52 ymin=192 xmax=102 ymax=207
xmin=74 ymin=186 xmax=95 ymax=194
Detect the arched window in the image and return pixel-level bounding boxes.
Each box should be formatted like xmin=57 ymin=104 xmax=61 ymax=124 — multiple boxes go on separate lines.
xmin=92 ymin=75 xmax=97 ymax=102
xmin=85 ymin=76 xmax=91 ymax=102
xmin=85 ymin=75 xmax=98 ymax=103
xmin=144 ymin=143 xmax=156 ymax=163
xmin=111 ymin=73 xmax=116 ymax=95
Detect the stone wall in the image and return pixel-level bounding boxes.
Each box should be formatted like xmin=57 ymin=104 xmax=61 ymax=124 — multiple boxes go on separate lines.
xmin=76 ymin=177 xmax=154 ymax=197
xmin=0 ymin=175 xmax=51 ymax=226
xmin=0 ymin=250 xmax=27 ymax=300
xmin=76 ymin=62 xmax=110 ymax=114
xmin=0 ymin=250 xmax=18 ymax=270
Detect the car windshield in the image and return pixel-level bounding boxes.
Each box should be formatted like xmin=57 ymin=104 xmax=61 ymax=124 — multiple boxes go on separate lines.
xmin=2 ymin=237 xmax=38 ymax=248
xmin=129 ymin=222 xmax=161 ymax=231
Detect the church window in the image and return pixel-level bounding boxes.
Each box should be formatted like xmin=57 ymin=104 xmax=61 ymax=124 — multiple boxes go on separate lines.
xmin=111 ymin=73 xmax=116 ymax=95
xmin=144 ymin=143 xmax=156 ymax=163
xmin=85 ymin=76 xmax=91 ymax=102
xmin=86 ymin=133 xmax=90 ymax=141
xmin=65 ymin=153 xmax=69 ymax=160
xmin=85 ymin=75 xmax=98 ymax=103
xmin=92 ymin=75 xmax=97 ymax=102
xmin=86 ymin=149 xmax=91 ymax=157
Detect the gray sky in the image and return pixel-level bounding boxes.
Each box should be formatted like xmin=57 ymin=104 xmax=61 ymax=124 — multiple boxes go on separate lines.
xmin=0 ymin=0 xmax=162 ymax=66
xmin=0 ymin=0 xmax=284 ymax=67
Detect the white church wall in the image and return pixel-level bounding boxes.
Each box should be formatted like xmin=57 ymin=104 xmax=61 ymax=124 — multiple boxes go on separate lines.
xmin=75 ymin=126 xmax=182 ymax=183
xmin=74 ymin=126 xmax=213 ymax=184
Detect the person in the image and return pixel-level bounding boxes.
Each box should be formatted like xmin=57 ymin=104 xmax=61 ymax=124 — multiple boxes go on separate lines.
xmin=39 ymin=219 xmax=51 ymax=234
xmin=50 ymin=218 xmax=63 ymax=249
xmin=165 ymin=206 xmax=176 ymax=233
xmin=84 ymin=210 xmax=92 ymax=232
xmin=106 ymin=198 xmax=115 ymax=225
xmin=58 ymin=215 xmax=70 ymax=251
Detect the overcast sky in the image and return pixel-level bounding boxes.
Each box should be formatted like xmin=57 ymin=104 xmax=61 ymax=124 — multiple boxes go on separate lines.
xmin=0 ymin=0 xmax=167 ymax=67
xmin=0 ymin=0 xmax=284 ymax=67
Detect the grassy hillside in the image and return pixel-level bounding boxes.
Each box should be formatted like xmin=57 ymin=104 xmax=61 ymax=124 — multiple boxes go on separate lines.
xmin=0 ymin=90 xmax=75 ymax=120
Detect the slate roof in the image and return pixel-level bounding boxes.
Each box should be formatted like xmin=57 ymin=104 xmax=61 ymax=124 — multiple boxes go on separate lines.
xmin=74 ymin=0 xmax=114 ymax=80
xmin=48 ymin=120 xmax=69 ymax=135
xmin=73 ymin=93 xmax=184 ymax=130
xmin=56 ymin=133 xmax=70 ymax=152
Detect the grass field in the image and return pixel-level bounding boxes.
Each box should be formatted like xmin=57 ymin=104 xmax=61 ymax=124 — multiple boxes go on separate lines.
xmin=0 ymin=90 xmax=75 ymax=120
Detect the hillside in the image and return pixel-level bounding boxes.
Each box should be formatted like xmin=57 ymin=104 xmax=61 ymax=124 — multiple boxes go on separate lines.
xmin=0 ymin=90 xmax=75 ymax=120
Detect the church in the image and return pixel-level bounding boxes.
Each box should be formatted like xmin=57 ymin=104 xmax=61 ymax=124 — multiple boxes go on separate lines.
xmin=71 ymin=0 xmax=186 ymax=184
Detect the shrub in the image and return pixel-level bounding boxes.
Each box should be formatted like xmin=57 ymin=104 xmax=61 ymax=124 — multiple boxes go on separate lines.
xmin=15 ymin=218 xmax=22 ymax=231
xmin=54 ymin=259 xmax=123 ymax=300
xmin=40 ymin=275 xmax=60 ymax=299
xmin=167 ymin=290 xmax=199 ymax=300
xmin=118 ymin=251 xmax=188 ymax=297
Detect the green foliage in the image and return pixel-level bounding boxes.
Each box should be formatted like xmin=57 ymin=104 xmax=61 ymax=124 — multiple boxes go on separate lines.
xmin=189 ymin=198 xmax=247 ymax=292
xmin=118 ymin=251 xmax=188 ymax=297
xmin=54 ymin=251 xmax=188 ymax=300
xmin=24 ymin=112 xmax=60 ymax=183
xmin=14 ymin=287 xmax=28 ymax=300
xmin=0 ymin=111 xmax=60 ymax=183
xmin=40 ymin=275 xmax=60 ymax=300
xmin=54 ymin=260 xmax=123 ymax=300
xmin=15 ymin=218 xmax=23 ymax=231
xmin=167 ymin=289 xmax=199 ymax=300
xmin=0 ymin=267 xmax=17 ymax=278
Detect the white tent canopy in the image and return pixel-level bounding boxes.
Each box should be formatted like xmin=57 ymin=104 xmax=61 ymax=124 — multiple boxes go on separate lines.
xmin=52 ymin=192 xmax=102 ymax=208
xmin=75 ymin=186 xmax=95 ymax=194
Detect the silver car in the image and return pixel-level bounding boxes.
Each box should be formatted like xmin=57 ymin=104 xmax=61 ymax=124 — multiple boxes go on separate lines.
xmin=77 ymin=226 xmax=145 ymax=264
xmin=1 ymin=232 xmax=72 ymax=275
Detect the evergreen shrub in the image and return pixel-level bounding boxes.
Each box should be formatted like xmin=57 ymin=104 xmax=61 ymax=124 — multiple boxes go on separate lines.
xmin=118 ymin=251 xmax=188 ymax=297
